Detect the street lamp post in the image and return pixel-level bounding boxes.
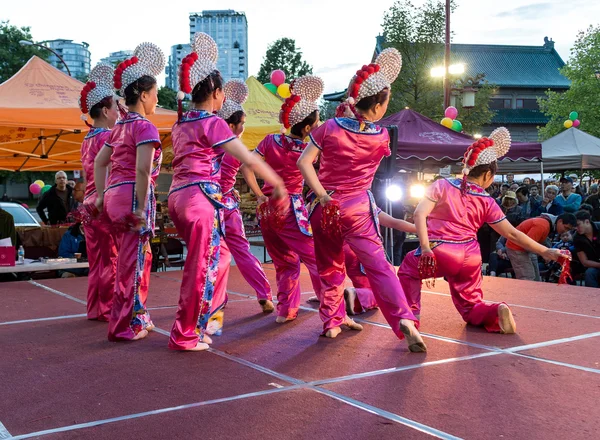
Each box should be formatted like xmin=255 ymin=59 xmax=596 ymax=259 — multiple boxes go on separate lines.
xmin=19 ymin=40 xmax=72 ymax=77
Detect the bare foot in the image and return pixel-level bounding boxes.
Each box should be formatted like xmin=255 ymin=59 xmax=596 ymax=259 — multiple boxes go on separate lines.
xmin=399 ymin=319 xmax=427 ymax=352
xmin=259 ymin=299 xmax=275 ymax=313
xmin=185 ymin=342 xmax=210 ymax=351
xmin=325 ymin=327 xmax=342 ymax=338
xmin=343 ymin=317 xmax=363 ymax=331
xmin=498 ymin=304 xmax=516 ymax=334
xmin=132 ymin=329 xmax=148 ymax=341
xmin=275 ymin=315 xmax=294 ymax=324
xmin=344 ymin=288 xmax=357 ymax=316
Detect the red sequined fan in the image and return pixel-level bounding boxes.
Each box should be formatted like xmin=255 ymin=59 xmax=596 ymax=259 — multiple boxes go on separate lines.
xmin=418 ymin=251 xmax=437 ymax=288
xmin=257 ymin=199 xmax=285 ymax=232
xmin=557 ymin=250 xmax=572 ymax=285
xmin=69 ymin=203 xmax=100 ymax=226
xmin=320 ymin=200 xmax=341 ymax=238
xmin=111 ymin=213 xmax=145 ymax=234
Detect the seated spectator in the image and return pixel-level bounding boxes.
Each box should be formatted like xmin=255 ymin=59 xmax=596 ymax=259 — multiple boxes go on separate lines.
xmin=516 ymin=186 xmax=542 ymax=219
xmin=573 ymin=211 xmax=600 ymax=288
xmin=506 ymin=213 xmax=576 ymax=281
xmin=555 ymin=177 xmax=582 ymax=213
xmin=529 ymin=184 xmax=542 ymax=203
xmin=0 ymin=204 xmax=17 ymax=249
xmin=487 ymin=236 xmax=512 ymax=277
xmin=502 ymin=191 xmax=522 ymax=226
xmin=496 ymin=183 xmax=509 ymax=205
xmin=579 ymin=203 xmax=594 ymax=217
xmin=540 ymin=185 xmax=563 ymax=216
xmin=523 ymin=177 xmax=531 ymax=185
xmin=509 ymin=183 xmax=519 ymax=192
xmin=543 ymin=230 xmax=576 ymax=282
xmin=584 ymin=184 xmax=600 ymax=221
xmin=36 ymin=171 xmax=75 ymax=225
xmin=58 ymin=223 xmax=88 ymax=278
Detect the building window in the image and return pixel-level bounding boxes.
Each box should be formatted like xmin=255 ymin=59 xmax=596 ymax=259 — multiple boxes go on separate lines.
xmin=516 ymin=99 xmax=539 ymax=110
xmin=490 ymin=99 xmax=512 ymax=110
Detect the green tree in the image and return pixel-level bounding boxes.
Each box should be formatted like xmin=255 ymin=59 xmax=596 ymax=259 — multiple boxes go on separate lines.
xmin=538 ymin=25 xmax=600 ymax=140
xmin=0 ymin=21 xmax=49 ymax=83
xmin=257 ymin=38 xmax=313 ymax=84
xmin=157 ymin=86 xmax=178 ymax=111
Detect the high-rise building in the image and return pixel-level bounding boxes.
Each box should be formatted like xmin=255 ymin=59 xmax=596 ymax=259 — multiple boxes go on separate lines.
xmin=44 ymin=39 xmax=91 ymax=79
xmin=166 ymin=44 xmax=192 ymax=90
xmin=189 ymin=10 xmax=248 ymax=82
xmin=100 ymin=50 xmax=133 ymax=67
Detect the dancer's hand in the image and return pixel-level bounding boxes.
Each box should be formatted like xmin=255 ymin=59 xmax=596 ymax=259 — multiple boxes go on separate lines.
xmin=132 ymin=208 xmax=147 ymax=231
xmin=271 ymin=184 xmax=288 ymax=201
xmin=542 ymin=248 xmax=569 ymax=262
xmin=257 ymin=195 xmax=268 ymax=205
xmin=318 ymin=193 xmax=332 ymax=205
xmin=94 ymin=196 xmax=104 ymax=213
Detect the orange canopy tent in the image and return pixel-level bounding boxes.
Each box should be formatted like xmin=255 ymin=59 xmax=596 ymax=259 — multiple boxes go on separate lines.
xmin=0 ymin=56 xmax=177 ymax=172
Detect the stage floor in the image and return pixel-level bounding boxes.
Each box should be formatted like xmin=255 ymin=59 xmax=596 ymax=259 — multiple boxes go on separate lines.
xmin=1 ymin=265 xmax=599 ymax=439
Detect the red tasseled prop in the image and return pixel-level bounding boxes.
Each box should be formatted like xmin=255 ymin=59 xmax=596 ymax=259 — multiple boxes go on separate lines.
xmin=558 ymin=250 xmax=572 ymax=285
xmin=257 ymin=199 xmax=285 ymax=232
xmin=69 ymin=203 xmax=99 ymax=225
xmin=418 ymin=251 xmax=437 ymax=288
xmin=321 ymin=200 xmax=341 ymax=238
xmin=111 ymin=212 xmax=144 ymax=234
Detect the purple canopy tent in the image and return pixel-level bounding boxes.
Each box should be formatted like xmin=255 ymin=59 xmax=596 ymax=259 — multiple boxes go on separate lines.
xmin=379 ymin=109 xmax=542 ymax=175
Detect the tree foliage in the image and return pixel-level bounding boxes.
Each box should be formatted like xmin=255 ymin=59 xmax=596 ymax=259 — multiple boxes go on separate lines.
xmin=0 ymin=21 xmax=49 ymax=83
xmin=538 ymin=25 xmax=600 ymax=140
xmin=380 ymin=0 xmax=494 ymax=134
xmin=257 ymin=38 xmax=313 ymax=84
xmin=157 ymin=86 xmax=178 ymax=111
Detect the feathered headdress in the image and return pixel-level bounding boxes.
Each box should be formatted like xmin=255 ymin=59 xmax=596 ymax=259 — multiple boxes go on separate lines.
xmin=79 ymin=63 xmax=114 ymax=128
xmin=217 ymin=79 xmax=249 ymax=121
xmin=279 ymin=75 xmax=324 ymax=131
xmin=462 ymin=127 xmax=512 ymax=175
xmin=113 ymin=42 xmax=165 ymax=97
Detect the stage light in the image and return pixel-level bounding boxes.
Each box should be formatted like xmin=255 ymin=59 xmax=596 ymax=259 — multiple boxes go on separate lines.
xmin=410 ymin=184 xmax=426 ymax=199
xmin=385 ymin=185 xmax=403 ymax=201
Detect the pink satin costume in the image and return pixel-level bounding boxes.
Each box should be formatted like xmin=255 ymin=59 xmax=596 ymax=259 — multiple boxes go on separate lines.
xmin=255 ymin=134 xmax=322 ymax=319
xmin=308 ymin=117 xmax=416 ymax=338
xmin=168 ymin=110 xmax=237 ymax=350
xmin=81 ymin=127 xmax=117 ymax=321
xmin=220 ymin=154 xmax=272 ymax=301
xmin=103 ymin=112 xmax=162 ymax=340
xmin=397 ymin=178 xmax=508 ymax=332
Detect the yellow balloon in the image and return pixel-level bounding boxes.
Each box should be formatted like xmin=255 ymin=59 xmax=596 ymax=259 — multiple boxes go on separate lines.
xmin=441 ymin=117 xmax=453 ymax=128
xmin=277 ymin=83 xmax=291 ymax=98
xmin=34 ymin=180 xmax=45 ymax=187
xmin=564 ymin=120 xmax=573 ymax=129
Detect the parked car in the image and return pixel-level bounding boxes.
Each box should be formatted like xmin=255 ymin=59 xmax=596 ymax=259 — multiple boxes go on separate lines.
xmin=0 ymin=202 xmax=40 ymax=227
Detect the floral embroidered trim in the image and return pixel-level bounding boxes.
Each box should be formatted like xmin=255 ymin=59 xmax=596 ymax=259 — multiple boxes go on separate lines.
xmin=334 ymin=117 xmax=382 ymax=135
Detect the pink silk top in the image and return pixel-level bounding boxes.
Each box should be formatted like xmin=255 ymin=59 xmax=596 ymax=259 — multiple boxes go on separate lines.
xmin=106 ymin=112 xmax=162 ymax=187
xmin=425 ymin=178 xmax=506 ymax=242
xmin=219 ymin=154 xmax=241 ymax=194
xmin=309 ymin=118 xmax=390 ymax=193
xmin=81 ymin=127 xmax=110 ymax=199
xmin=170 ymin=110 xmax=236 ymax=189
xmin=255 ymin=134 xmax=308 ymax=196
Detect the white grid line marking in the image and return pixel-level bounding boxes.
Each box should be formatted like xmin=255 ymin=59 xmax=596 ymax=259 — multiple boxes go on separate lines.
xmin=0 ymin=421 xmax=12 ymax=440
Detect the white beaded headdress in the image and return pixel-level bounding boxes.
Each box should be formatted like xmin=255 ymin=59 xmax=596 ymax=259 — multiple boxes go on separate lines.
xmin=337 ymin=48 xmax=402 ymax=119
xmin=462 ymin=127 xmax=512 ymax=175
xmin=113 ymin=42 xmax=165 ymax=96
xmin=217 ymin=80 xmax=249 ymax=121
xmin=177 ymin=32 xmax=218 ymax=99
xmin=79 ymin=63 xmax=114 ymax=123
xmin=279 ymin=75 xmax=324 ymax=130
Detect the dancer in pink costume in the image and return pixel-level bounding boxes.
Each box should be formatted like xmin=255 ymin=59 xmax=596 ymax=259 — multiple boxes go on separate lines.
xmin=298 ymin=49 xmax=425 ymax=351
xmin=78 ymin=63 xmax=118 ymax=321
xmin=397 ymin=128 xmax=566 ymax=334
xmin=244 ymin=75 xmax=338 ymax=325
xmin=94 ymin=42 xmax=165 ymax=341
xmin=217 ymin=80 xmax=274 ymax=313
xmin=168 ymin=33 xmax=286 ymax=352
xmin=344 ymin=211 xmax=417 ymax=316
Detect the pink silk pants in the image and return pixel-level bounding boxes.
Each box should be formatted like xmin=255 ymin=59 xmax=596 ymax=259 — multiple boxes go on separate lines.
xmin=84 ymin=191 xmax=117 ymax=321
xmin=168 ymin=185 xmax=231 ymax=350
xmin=397 ymin=240 xmax=504 ymax=332
xmin=311 ymin=191 xmax=416 ymax=338
xmin=104 ymin=183 xmax=153 ymax=341
xmin=343 ymin=243 xmax=378 ymax=314
xmin=224 ymin=207 xmax=272 ymax=301
xmin=260 ymin=198 xmax=322 ymax=319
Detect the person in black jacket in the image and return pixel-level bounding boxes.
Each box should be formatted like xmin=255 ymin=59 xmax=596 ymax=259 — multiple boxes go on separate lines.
xmin=36 ymin=171 xmax=75 ymax=225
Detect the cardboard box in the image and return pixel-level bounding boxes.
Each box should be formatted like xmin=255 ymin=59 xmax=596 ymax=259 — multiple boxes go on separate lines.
xmin=0 ymin=246 xmax=16 ymax=267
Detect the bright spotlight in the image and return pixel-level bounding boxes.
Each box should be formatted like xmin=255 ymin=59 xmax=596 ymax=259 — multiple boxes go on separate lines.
xmin=474 ymin=133 xmax=482 ymax=139
xmin=385 ymin=185 xmax=403 ymax=202
xmin=410 ymin=184 xmax=426 ymax=199
xmin=449 ymin=63 xmax=465 ymax=75
xmin=430 ymin=67 xmax=445 ymax=77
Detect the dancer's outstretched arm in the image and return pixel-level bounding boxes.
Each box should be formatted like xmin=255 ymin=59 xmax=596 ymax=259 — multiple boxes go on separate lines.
xmin=378 ymin=212 xmax=417 ymax=234
xmin=240 ymin=153 xmax=267 ymax=204
xmin=413 ymin=198 xmax=436 ymax=253
xmin=490 ymin=219 xmax=565 ymax=262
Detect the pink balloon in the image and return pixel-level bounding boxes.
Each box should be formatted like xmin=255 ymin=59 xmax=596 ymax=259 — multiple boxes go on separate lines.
xmin=270 ymin=70 xmax=286 ymax=87
xmin=573 ymin=119 xmax=581 ymax=128
xmin=29 ymin=183 xmax=41 ymax=195
xmin=444 ymin=106 xmax=458 ymax=120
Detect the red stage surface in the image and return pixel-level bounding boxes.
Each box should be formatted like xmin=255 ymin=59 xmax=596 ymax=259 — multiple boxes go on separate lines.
xmin=1 ymin=265 xmax=599 ymax=439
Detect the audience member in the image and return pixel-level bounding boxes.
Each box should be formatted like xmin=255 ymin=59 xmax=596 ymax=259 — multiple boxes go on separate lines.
xmin=529 ymin=184 xmax=542 ymax=203
xmin=554 ymin=177 xmax=582 ymax=213
xmin=502 ymin=191 xmax=522 ymax=226
xmin=523 ymin=177 xmax=531 ymax=185
xmin=36 ymin=171 xmax=75 ymax=225
xmin=573 ymin=211 xmax=600 ymax=287
xmin=58 ymin=223 xmax=88 ymax=277
xmin=487 ymin=236 xmax=512 ymax=277
xmin=516 ymin=186 xmax=542 ymax=219
xmin=509 ymin=183 xmax=519 ymax=192
xmin=540 ymin=185 xmax=563 ymax=216
xmin=583 ymin=184 xmax=600 ymax=221
xmin=496 ymin=184 xmax=509 ymax=205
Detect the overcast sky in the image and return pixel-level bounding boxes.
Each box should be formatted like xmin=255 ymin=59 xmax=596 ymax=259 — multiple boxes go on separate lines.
xmin=4 ymin=0 xmax=599 ymax=93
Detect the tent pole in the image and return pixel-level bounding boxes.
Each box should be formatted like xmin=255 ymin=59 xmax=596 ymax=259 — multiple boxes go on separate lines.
xmin=540 ymin=161 xmax=544 ymax=194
